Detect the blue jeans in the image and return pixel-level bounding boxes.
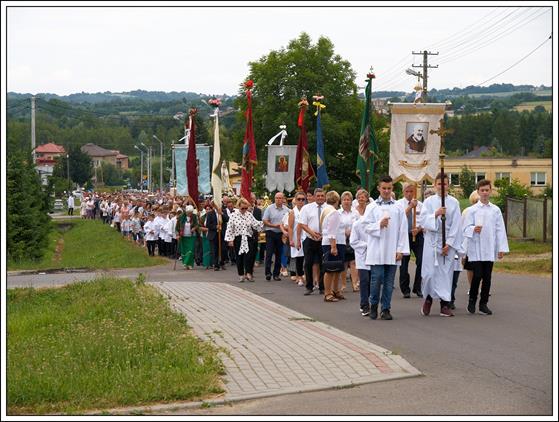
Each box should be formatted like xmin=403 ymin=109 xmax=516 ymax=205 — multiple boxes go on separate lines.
xmin=359 ymin=269 xmax=371 ymax=310
xmin=370 ymin=265 xmax=397 ymax=311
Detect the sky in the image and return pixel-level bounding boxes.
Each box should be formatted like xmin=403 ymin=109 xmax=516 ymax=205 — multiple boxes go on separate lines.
xmin=4 ymin=2 xmax=556 ymax=96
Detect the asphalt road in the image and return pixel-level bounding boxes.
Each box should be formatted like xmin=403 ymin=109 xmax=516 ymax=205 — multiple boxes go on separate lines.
xmin=7 ymin=262 xmax=554 ymax=416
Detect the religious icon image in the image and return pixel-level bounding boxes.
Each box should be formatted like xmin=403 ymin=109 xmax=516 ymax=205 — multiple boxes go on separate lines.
xmin=275 ymin=155 xmax=289 ymax=172
xmin=405 ymin=122 xmax=428 ymax=154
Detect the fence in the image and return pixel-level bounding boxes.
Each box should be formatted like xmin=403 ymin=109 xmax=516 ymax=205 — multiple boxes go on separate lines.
xmin=505 ymin=195 xmax=552 ymax=242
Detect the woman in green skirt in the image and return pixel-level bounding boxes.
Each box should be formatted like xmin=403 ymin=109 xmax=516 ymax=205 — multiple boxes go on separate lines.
xmin=176 ymin=205 xmax=199 ymax=269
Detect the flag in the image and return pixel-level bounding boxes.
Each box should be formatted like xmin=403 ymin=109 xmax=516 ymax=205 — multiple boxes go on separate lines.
xmin=186 ymin=108 xmax=199 ymax=207
xmin=356 ymin=72 xmax=377 ymax=193
xmin=241 ymin=80 xmax=257 ymax=201
xmin=295 ymin=97 xmax=315 ymax=192
xmin=211 ymin=107 xmax=223 ymax=208
xmin=313 ymin=97 xmax=329 ymax=188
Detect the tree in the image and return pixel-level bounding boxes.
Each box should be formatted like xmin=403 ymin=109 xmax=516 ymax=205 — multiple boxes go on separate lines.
xmin=236 ymin=32 xmax=366 ymax=191
xmin=69 ymin=145 xmax=93 ymax=185
xmin=459 ymin=165 xmax=476 ymax=199
xmin=7 ymin=150 xmax=51 ymax=262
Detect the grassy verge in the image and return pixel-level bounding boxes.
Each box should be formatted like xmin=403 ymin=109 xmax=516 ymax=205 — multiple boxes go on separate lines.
xmin=7 ymin=277 xmax=225 ymax=415
xmin=8 ymin=219 xmax=168 ymax=271
xmin=494 ymin=259 xmax=552 ymax=276
xmin=507 ymin=239 xmax=552 ymax=256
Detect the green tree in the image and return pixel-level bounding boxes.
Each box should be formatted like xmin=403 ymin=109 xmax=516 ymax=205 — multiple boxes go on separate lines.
xmin=7 ymin=151 xmax=51 ymax=262
xmin=493 ymin=178 xmax=531 ymax=211
xmin=68 ymin=145 xmax=93 ymax=186
xmin=236 ymin=32 xmax=365 ymax=191
xmin=100 ymin=162 xmax=125 ymax=186
xmin=459 ymin=165 xmax=476 ymax=199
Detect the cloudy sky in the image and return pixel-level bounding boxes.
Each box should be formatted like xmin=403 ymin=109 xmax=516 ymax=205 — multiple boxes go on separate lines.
xmin=5 ymin=2 xmax=555 ymax=96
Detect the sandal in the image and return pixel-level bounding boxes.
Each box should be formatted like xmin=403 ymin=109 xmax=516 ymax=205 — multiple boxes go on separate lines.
xmin=324 ymin=295 xmax=339 ymax=302
xmin=334 ymin=292 xmax=346 ymax=300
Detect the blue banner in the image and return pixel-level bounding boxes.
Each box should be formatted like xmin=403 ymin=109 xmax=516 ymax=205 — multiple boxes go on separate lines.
xmin=174 ymin=145 xmax=211 ymax=196
xmin=316 ymin=111 xmax=330 ymax=188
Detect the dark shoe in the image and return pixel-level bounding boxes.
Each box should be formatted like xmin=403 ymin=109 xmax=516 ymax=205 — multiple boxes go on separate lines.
xmin=304 ymin=289 xmax=313 ymax=296
xmin=214 ymin=267 xmax=220 ymax=271
xmin=449 ymin=302 xmax=456 ymax=310
xmin=467 ymin=299 xmax=476 ymax=314
xmin=403 ymin=292 xmax=411 ymax=299
xmin=440 ymin=306 xmax=454 ymax=317
xmin=413 ymin=290 xmax=423 ymax=298
xmin=273 ymin=276 xmax=281 ymax=281
xmin=478 ymin=303 xmax=493 ymax=315
xmin=370 ymin=305 xmax=378 ymax=320
xmin=266 ymin=275 xmax=271 ymax=281
xmin=361 ymin=307 xmax=370 ymax=317
xmin=324 ymin=295 xmax=339 ymax=302
xmin=421 ymin=298 xmax=432 ymax=316
xmin=380 ymin=309 xmax=393 ymax=320
xmin=333 ymin=292 xmax=346 ymax=300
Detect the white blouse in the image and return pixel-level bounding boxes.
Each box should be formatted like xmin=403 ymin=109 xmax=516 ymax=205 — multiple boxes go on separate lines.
xmin=224 ymin=210 xmax=264 ymax=254
xmin=321 ymin=205 xmax=346 ymax=246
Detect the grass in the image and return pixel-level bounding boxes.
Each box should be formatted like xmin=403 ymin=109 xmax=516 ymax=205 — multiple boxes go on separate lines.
xmin=494 ymin=259 xmax=552 ymax=275
xmin=7 ymin=277 xmax=225 ymax=415
xmin=513 ymin=101 xmax=552 ymax=112
xmin=507 ymin=239 xmax=552 ymax=256
xmin=8 ymin=219 xmax=168 ymax=271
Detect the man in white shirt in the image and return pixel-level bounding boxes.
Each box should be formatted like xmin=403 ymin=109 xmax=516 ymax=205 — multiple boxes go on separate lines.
xmin=67 ymin=194 xmax=75 ymax=216
xmin=462 ymin=179 xmax=509 ymax=315
xmin=419 ymin=173 xmax=463 ymax=317
xmin=262 ymin=192 xmax=289 ymax=281
xmin=396 ymin=182 xmax=424 ymax=298
xmin=298 ymin=188 xmax=327 ymax=295
xmin=362 ymin=176 xmax=409 ymax=320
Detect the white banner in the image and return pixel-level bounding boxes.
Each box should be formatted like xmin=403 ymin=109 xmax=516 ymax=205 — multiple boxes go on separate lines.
xmin=388 ymin=103 xmax=447 ymax=183
xmin=266 ymin=145 xmax=297 ymax=193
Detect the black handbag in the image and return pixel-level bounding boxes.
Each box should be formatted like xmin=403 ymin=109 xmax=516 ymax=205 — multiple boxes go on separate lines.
xmin=322 ymin=251 xmax=345 ymax=273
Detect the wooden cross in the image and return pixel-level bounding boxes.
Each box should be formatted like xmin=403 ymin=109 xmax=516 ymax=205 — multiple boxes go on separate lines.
xmin=429 ymin=118 xmax=454 ymax=156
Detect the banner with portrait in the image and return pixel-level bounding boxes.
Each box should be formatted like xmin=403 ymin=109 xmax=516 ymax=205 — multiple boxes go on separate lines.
xmin=388 ymin=103 xmax=447 ymax=183
xmin=174 ymin=144 xmax=211 ymax=196
xmin=266 ymin=145 xmax=297 ymax=192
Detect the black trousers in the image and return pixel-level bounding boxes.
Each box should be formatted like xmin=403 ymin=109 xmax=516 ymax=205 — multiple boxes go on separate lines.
xmin=399 ymin=232 xmax=424 ymax=295
xmin=146 ymin=240 xmax=157 ymax=256
xmin=234 ymin=236 xmax=255 ymax=276
xmin=294 ymin=256 xmax=304 ymax=276
xmin=470 ymin=261 xmax=494 ymax=305
xmin=209 ymin=233 xmax=223 ymax=268
xmin=303 ymin=238 xmax=324 ymax=291
xmin=68 ymin=207 xmax=74 ymax=216
xmin=158 ymin=238 xmax=166 ymax=256
xmin=265 ymin=231 xmax=283 ymax=277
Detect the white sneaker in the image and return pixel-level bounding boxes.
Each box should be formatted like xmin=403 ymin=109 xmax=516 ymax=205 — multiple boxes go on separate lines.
xmin=298 ymin=280 xmax=304 ymax=286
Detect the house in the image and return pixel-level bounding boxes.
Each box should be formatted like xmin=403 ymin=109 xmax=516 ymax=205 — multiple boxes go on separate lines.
xmin=80 ymin=143 xmax=129 ymax=170
xmin=35 ymin=142 xmax=66 ymax=185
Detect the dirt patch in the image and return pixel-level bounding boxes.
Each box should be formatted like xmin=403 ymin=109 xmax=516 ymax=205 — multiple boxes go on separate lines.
xmin=53 ymin=238 xmax=64 ymax=263
xmin=56 ymin=222 xmax=75 ymax=233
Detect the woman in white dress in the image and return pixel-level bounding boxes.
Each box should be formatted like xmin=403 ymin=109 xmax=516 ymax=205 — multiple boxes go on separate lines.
xmin=288 ymin=191 xmax=307 ymax=286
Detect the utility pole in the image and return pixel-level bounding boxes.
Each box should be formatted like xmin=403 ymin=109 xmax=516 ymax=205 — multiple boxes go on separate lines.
xmin=31 ymin=96 xmax=36 ymax=163
xmin=134 ymin=145 xmax=144 ymax=190
xmin=412 ymin=50 xmax=439 ymax=102
xmin=67 ymin=153 xmax=70 ymax=191
xmin=153 ymin=135 xmax=164 ymax=192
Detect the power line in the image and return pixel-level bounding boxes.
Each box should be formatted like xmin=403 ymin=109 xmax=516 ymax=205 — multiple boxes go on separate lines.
xmin=477 ymin=35 xmax=551 ymax=86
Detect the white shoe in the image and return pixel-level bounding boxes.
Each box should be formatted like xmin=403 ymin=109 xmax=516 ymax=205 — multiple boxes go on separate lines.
xmin=298 ymin=280 xmax=304 ymax=286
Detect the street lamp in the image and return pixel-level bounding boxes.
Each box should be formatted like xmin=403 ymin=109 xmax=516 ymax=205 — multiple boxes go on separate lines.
xmin=140 ymin=142 xmax=151 ymax=192
xmin=153 ymin=135 xmax=164 ymax=193
xmin=134 ymin=145 xmax=144 ymax=191
xmin=66 ymin=153 xmax=70 ymax=192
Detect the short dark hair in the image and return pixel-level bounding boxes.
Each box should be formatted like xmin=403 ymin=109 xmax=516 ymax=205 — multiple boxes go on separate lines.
xmin=314 ymin=188 xmax=324 ymax=195
xmin=378 ymin=175 xmax=393 ymax=184
xmin=476 ymin=179 xmax=492 ymax=190
xmin=435 ymin=172 xmax=449 ymax=182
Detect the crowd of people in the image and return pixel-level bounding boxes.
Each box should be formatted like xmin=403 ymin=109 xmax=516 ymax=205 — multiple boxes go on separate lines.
xmin=67 ymin=172 xmax=509 ymax=320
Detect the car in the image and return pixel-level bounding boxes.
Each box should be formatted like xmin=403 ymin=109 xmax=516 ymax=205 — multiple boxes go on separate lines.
xmin=53 ymin=199 xmax=64 ymax=211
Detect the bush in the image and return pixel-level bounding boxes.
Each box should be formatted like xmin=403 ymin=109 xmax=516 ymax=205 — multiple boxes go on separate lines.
xmin=493 ymin=178 xmax=531 ymax=212
xmin=459 ymin=165 xmax=476 ymax=199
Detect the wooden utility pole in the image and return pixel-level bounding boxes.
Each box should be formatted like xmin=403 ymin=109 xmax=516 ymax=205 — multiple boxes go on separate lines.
xmin=412 ymin=51 xmax=439 ymax=102
xmin=31 ymin=96 xmax=36 ymax=163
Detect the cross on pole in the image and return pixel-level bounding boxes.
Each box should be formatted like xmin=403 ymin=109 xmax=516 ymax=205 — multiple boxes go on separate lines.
xmin=429 ymin=118 xmax=454 ymax=262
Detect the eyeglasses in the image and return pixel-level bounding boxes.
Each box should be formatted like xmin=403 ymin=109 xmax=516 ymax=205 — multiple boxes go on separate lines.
xmin=240 ymin=207 xmax=248 ymax=211
xmin=296 ymin=198 xmax=305 ymax=201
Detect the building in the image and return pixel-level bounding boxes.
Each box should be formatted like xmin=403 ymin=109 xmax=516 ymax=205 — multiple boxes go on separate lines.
xmin=35 ymin=142 xmax=66 ymax=185
xmin=443 ymin=155 xmax=552 ymax=195
xmin=80 ymin=143 xmax=129 ymax=170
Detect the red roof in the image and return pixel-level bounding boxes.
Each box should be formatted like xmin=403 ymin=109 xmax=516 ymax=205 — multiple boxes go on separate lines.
xmin=36 ymin=142 xmax=65 ymax=154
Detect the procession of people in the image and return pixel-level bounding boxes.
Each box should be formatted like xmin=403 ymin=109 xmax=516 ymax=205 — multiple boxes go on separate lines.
xmin=71 ymin=170 xmax=509 ymax=319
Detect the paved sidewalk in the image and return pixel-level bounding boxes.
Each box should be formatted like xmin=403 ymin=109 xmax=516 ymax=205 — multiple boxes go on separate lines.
xmin=155 ymin=281 xmax=421 ymax=402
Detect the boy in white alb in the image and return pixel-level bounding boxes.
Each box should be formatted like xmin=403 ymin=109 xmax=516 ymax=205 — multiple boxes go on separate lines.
xmin=362 ymin=176 xmax=409 ymax=320
xmin=462 ymin=179 xmax=509 ymax=315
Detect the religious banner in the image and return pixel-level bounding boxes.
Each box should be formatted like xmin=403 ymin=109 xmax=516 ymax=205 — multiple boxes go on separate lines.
xmin=313 ymin=95 xmax=329 ymax=188
xmin=266 ymin=145 xmax=297 ymax=193
xmin=388 ymin=103 xmax=447 ymax=183
xmin=174 ymin=145 xmax=210 ymax=196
